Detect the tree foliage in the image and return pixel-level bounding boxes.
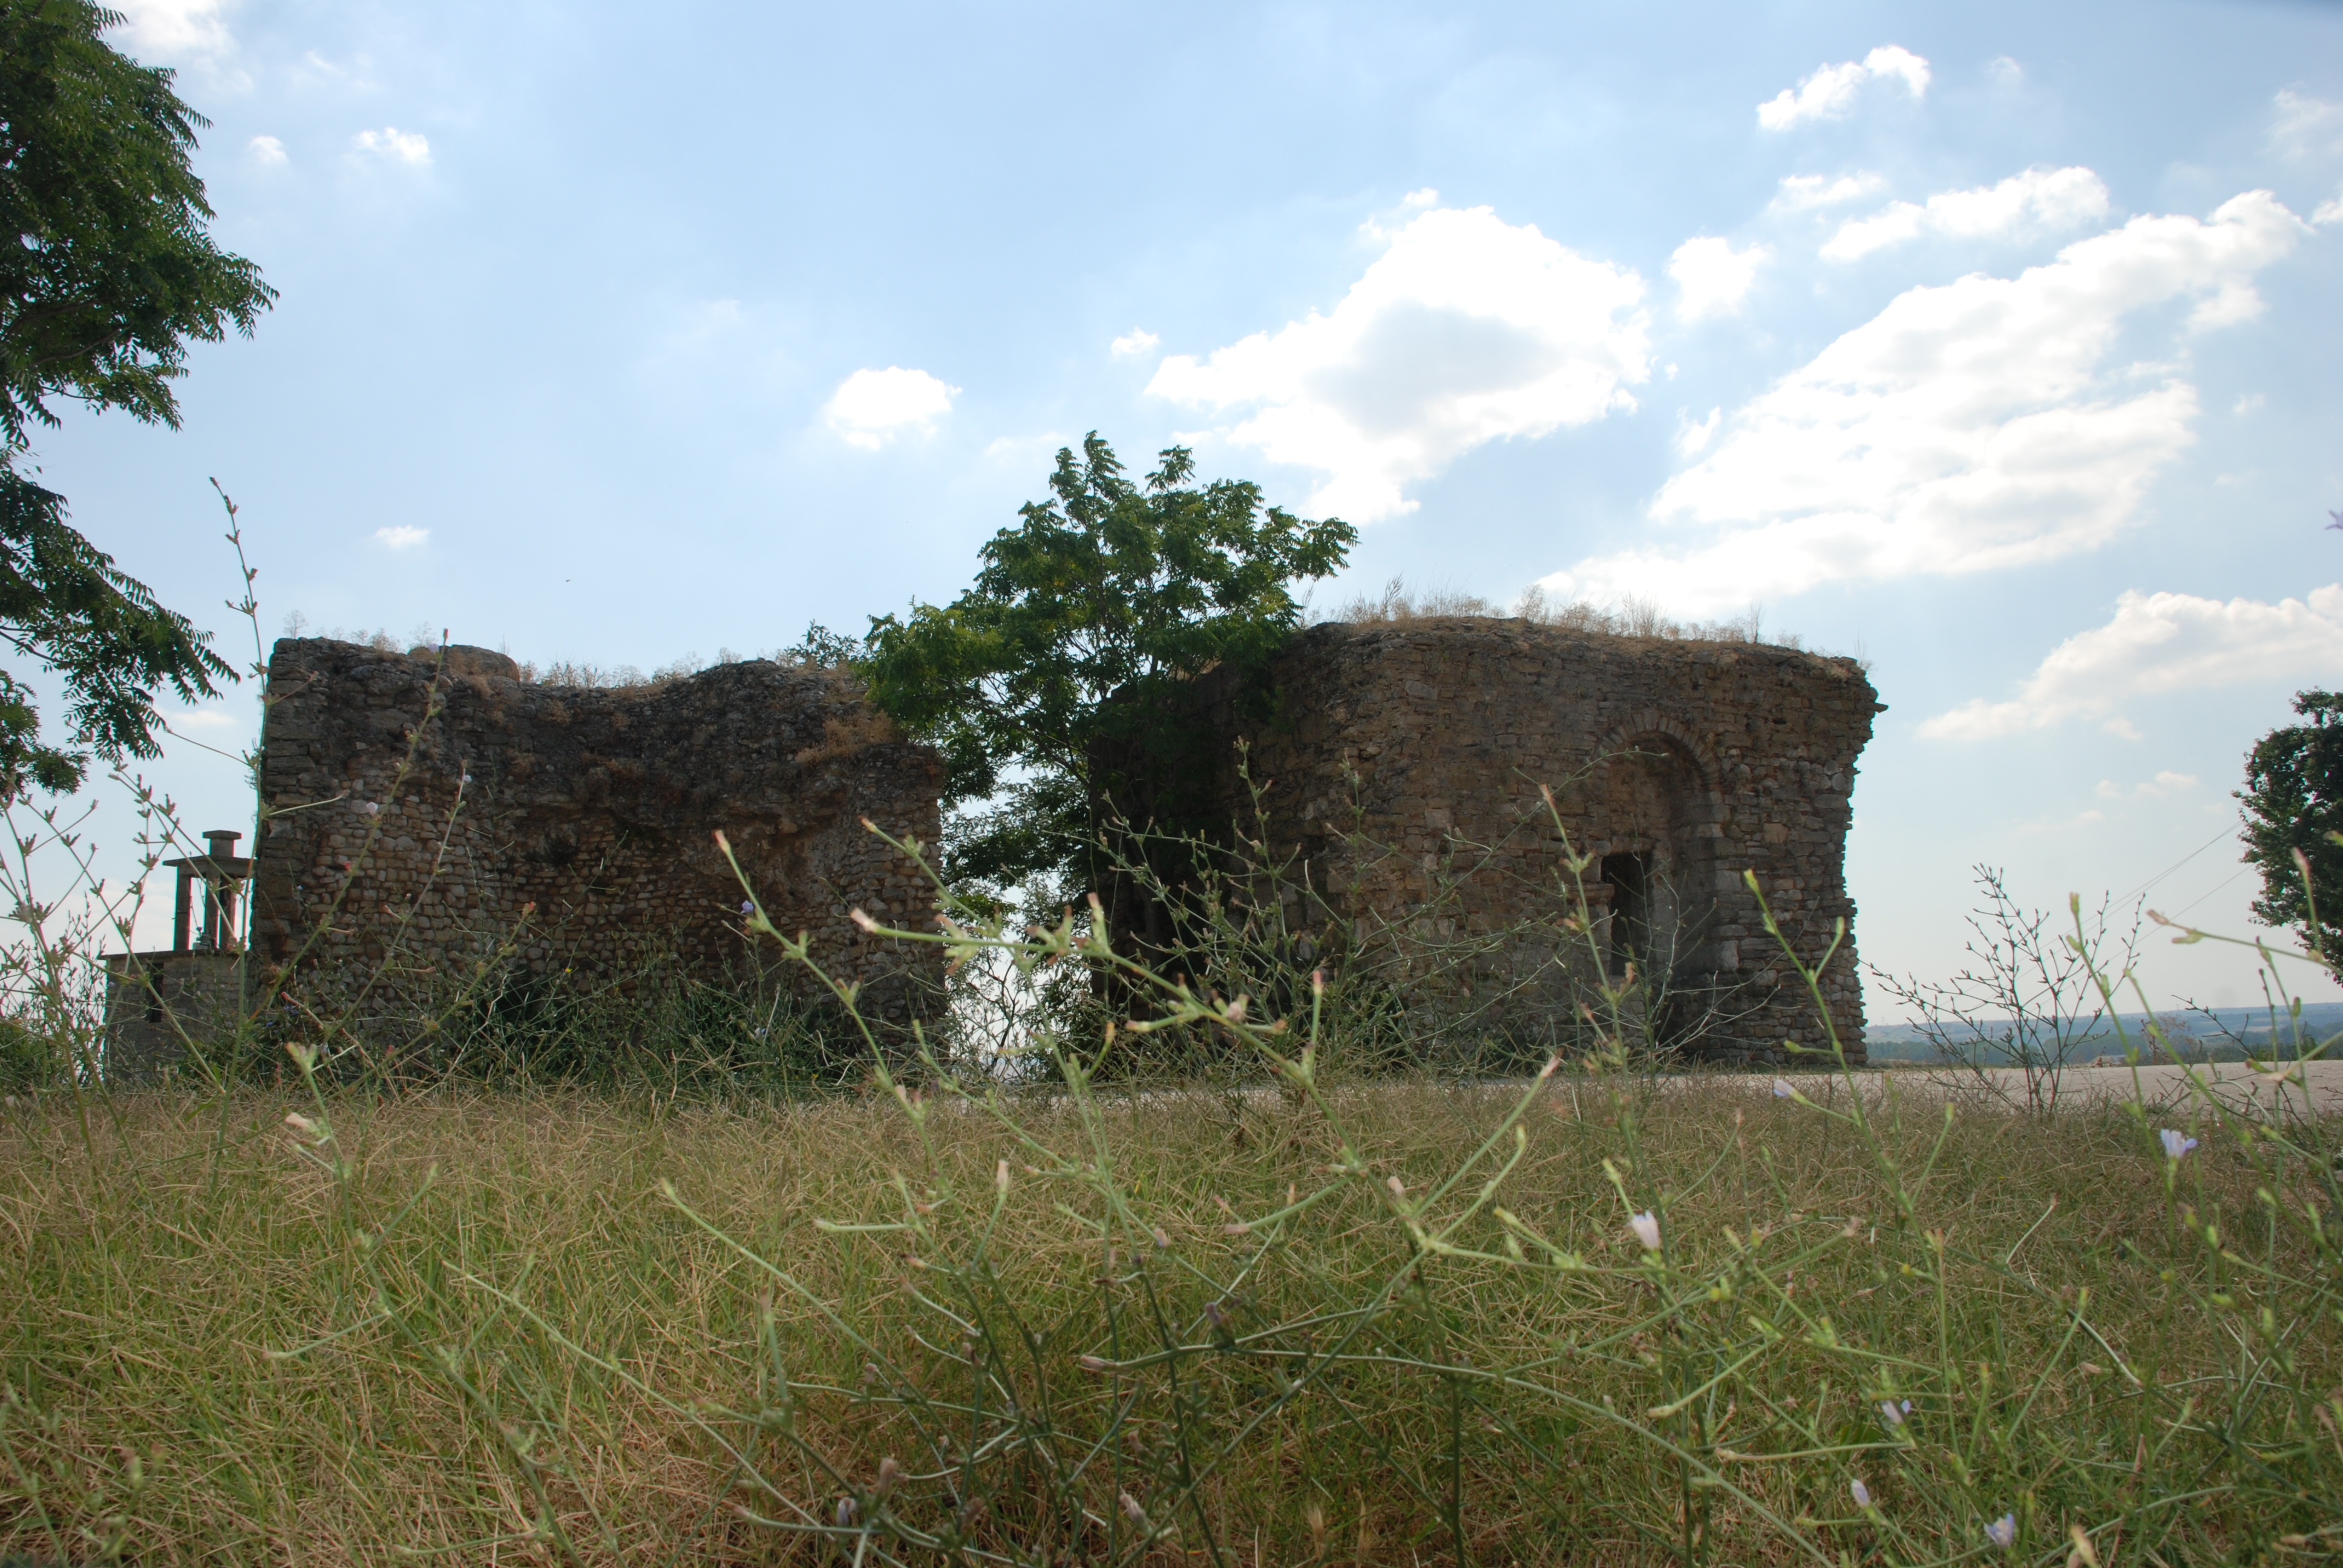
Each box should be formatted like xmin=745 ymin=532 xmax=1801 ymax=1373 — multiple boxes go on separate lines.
xmin=2239 ymin=688 xmax=2343 ymax=961
xmin=0 ymin=0 xmax=269 ymax=792
xmin=0 ymin=471 xmax=228 ymax=791
xmin=862 ymin=434 xmax=1355 ymax=893
xmin=2 ymin=0 xmax=275 ymax=443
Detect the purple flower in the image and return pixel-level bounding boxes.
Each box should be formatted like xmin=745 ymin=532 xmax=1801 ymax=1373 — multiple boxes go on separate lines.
xmin=1629 ymin=1211 xmax=1662 ymax=1252
xmin=1878 ymin=1398 xmax=1910 ymax=1427
xmin=2159 ymin=1128 xmax=2198 ymax=1160
xmin=1772 ymin=1077 xmax=1795 ymax=1099
xmin=740 ymin=899 xmax=756 ymax=915
xmin=1849 ymin=1478 xmax=1872 ymax=1508
xmin=1985 ymin=1512 xmax=2017 ymax=1549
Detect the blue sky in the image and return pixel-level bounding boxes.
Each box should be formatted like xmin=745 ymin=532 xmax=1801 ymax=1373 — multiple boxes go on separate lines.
xmin=36 ymin=0 xmax=2343 ymax=1014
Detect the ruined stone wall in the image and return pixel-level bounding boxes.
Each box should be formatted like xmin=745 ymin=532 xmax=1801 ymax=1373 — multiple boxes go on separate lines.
xmin=252 ymin=640 xmax=945 ymax=1029
xmin=1186 ymin=618 xmax=1881 ymax=1062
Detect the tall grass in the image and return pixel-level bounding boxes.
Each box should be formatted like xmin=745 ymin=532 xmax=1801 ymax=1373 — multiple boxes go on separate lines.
xmin=2 ymin=826 xmax=2338 ymax=1562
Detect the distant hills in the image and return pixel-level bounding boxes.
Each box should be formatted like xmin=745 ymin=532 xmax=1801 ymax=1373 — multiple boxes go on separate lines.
xmin=1861 ymin=1001 xmax=2343 ymax=1064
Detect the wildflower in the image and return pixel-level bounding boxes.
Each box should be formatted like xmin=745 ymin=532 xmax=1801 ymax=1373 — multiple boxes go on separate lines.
xmin=834 ymin=1497 xmax=858 ymax=1529
xmin=1878 ymin=1398 xmax=1910 ymax=1426
xmin=1772 ymin=1077 xmax=1795 ymax=1099
xmin=283 ymin=1111 xmax=315 ymax=1134
xmin=752 ymin=1027 xmax=768 ymax=1040
xmin=360 ymin=801 xmax=379 ymax=815
xmin=1986 ymin=1512 xmax=2017 ymax=1549
xmin=1629 ymin=1211 xmax=1662 ymax=1252
xmin=460 ymin=773 xmax=473 ymax=785
xmin=740 ymin=900 xmax=755 ymax=916
xmin=873 ymin=1457 xmax=900 ymax=1503
xmin=2159 ymin=1128 xmax=2198 ymax=1160
xmin=1850 ymin=1478 xmax=1872 ymax=1508
xmin=1152 ymin=1227 xmax=1172 ymax=1249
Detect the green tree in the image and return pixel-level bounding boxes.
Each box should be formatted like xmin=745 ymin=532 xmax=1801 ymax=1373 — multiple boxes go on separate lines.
xmin=0 ymin=0 xmax=270 ymax=793
xmin=2238 ymin=688 xmax=2343 ymax=961
xmin=862 ymin=434 xmax=1355 ymax=894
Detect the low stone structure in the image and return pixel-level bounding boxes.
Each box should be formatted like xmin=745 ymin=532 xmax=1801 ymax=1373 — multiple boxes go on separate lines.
xmin=102 ymin=829 xmax=253 ymax=1082
xmin=251 ymin=640 xmax=946 ymax=1030
xmin=1165 ymin=618 xmax=1881 ymax=1062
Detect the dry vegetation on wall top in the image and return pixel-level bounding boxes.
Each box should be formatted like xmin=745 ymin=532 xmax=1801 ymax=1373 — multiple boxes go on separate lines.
xmin=1334 ymin=576 xmax=1822 ymax=653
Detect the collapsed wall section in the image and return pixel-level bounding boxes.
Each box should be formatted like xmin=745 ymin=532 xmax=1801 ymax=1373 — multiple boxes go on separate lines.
xmin=1185 ymin=618 xmax=1881 ymax=1061
xmin=252 ymin=639 xmax=945 ymax=1029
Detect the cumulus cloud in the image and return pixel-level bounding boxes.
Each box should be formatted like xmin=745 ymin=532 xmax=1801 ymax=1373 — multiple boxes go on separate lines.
xmin=352 ymin=127 xmax=430 ymax=166
xmin=110 ymin=0 xmax=232 ymax=60
xmin=824 ymin=367 xmax=958 ymax=449
xmin=1676 ymin=407 xmax=1722 ymax=457
xmin=1757 ymin=46 xmax=1930 ymax=131
xmin=1821 ymin=166 xmax=2111 ymax=261
xmin=2272 ymin=89 xmax=2343 ymax=160
xmin=1145 ymin=204 xmax=1649 ymax=521
xmin=1544 ymin=192 xmax=2309 ymax=612
xmin=246 ymin=134 xmax=287 ymax=166
xmin=374 ymin=526 xmax=428 ymax=550
xmin=1110 ymin=328 xmax=1160 ymax=359
xmin=2097 ymin=772 xmax=2198 ymax=799
xmin=1771 ymin=172 xmax=1888 ymax=212
xmin=1922 ymin=585 xmax=2343 ymax=740
xmin=1669 ymin=237 xmax=1769 ymax=321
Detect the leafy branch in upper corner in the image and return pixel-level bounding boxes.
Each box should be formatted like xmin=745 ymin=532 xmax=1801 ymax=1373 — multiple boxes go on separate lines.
xmin=860 ymin=433 xmax=1354 ymax=898
xmin=0 ymin=0 xmax=274 ymax=795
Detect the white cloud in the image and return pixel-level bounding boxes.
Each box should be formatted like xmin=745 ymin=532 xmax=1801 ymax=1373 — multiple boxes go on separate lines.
xmin=2097 ymin=771 xmax=2198 ymax=799
xmin=1676 ymin=407 xmax=1722 ymax=457
xmin=110 ymin=0 xmax=232 ymax=60
xmin=352 ymin=127 xmax=431 ymax=166
xmin=824 ymin=367 xmax=958 ymax=449
xmin=980 ymin=432 xmax=1067 ymax=465
xmin=1988 ymin=57 xmax=2025 ymax=88
xmin=1923 ymin=586 xmax=2343 ymax=740
xmin=2272 ymin=89 xmax=2343 ymax=160
xmin=1669 ymin=237 xmax=1769 ymax=321
xmin=1822 ymin=166 xmax=2111 ymax=261
xmin=1110 ymin=328 xmax=1160 ymax=359
xmin=1757 ymin=45 xmax=1930 ymax=131
xmin=1771 ymin=172 xmax=1889 ymax=212
xmin=246 ymin=134 xmax=286 ymax=167
xmin=1544 ymin=192 xmax=2308 ymax=613
xmin=172 ymin=706 xmax=240 ymax=730
xmin=1145 ymin=204 xmax=1649 ymax=521
xmin=2316 ymin=191 xmax=2343 ymax=226
xmin=2233 ymin=392 xmax=2266 ymax=415
xmin=374 ymin=526 xmax=428 ymax=550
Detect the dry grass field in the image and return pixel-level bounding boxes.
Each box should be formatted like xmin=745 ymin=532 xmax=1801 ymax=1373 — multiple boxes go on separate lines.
xmin=2 ymin=1062 xmax=2335 ymax=1565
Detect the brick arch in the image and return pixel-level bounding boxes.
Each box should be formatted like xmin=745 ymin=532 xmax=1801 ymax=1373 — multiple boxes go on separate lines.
xmin=1592 ymin=712 xmax=1722 ymax=792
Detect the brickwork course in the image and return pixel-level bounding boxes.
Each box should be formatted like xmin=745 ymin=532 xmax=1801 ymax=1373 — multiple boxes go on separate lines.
xmin=252 ymin=640 xmax=946 ymax=1030
xmin=1181 ymin=618 xmax=1882 ymax=1062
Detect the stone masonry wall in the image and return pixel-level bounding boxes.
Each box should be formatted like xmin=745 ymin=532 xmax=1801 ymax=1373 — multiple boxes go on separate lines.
xmin=1188 ymin=618 xmax=1881 ymax=1062
xmin=252 ymin=639 xmax=946 ymax=1029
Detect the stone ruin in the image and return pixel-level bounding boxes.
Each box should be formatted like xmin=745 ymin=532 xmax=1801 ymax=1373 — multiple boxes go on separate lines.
xmin=1152 ymin=618 xmax=1882 ymax=1062
xmin=110 ymin=619 xmax=1877 ymax=1071
xmin=247 ymin=639 xmax=948 ymax=1033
